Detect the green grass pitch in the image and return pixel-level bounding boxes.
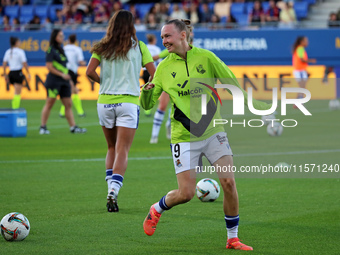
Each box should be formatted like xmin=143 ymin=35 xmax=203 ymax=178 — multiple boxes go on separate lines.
xmin=0 ymin=99 xmax=339 ymax=255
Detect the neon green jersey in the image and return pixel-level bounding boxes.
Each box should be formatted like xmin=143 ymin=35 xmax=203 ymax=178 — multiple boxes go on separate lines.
xmin=140 ymin=45 xmax=270 ymax=144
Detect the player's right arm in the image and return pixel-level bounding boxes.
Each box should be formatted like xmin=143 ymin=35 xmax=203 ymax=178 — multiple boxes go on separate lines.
xmin=140 ymin=66 xmax=163 ymax=110
xmin=86 ymin=53 xmax=100 ymax=83
xmin=3 ymin=50 xmax=9 ymax=83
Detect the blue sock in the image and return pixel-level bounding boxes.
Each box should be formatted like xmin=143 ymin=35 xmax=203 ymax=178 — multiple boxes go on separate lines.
xmin=154 ymin=195 xmax=171 ymax=214
xmin=105 ymin=169 xmax=113 ymax=181
xmin=110 ymin=174 xmax=124 ymax=193
xmin=225 ymin=215 xmax=239 ymax=239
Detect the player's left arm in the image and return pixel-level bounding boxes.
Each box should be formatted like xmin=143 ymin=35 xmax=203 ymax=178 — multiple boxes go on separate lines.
xmin=140 ymin=66 xmax=163 ymax=110
xmin=210 ymin=52 xmax=271 ymax=110
xmin=78 ymin=48 xmax=86 ymax=66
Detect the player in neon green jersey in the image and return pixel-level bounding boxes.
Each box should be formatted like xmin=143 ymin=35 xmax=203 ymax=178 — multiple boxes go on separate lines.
xmin=86 ymin=10 xmax=155 ymax=212
xmin=141 ymin=19 xmax=270 ymax=251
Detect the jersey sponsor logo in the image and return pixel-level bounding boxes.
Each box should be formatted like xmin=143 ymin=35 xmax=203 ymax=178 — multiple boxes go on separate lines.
xmin=177 ymin=80 xmax=188 ymax=89
xmin=196 ymin=64 xmax=206 ymax=74
xmin=178 ymin=87 xmax=203 ymax=97
xmin=171 ymin=72 xmax=177 ymax=78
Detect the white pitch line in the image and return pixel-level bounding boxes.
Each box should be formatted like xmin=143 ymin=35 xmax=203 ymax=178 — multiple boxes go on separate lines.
xmin=1 ymin=149 xmax=339 ymax=164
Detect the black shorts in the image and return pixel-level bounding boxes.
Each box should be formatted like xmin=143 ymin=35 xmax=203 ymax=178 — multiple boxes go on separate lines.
xmin=44 ymin=73 xmax=71 ymax=98
xmin=68 ymin=70 xmax=78 ymax=85
xmin=142 ymin=69 xmax=150 ymax=84
xmin=8 ymin=70 xmax=24 ymax=84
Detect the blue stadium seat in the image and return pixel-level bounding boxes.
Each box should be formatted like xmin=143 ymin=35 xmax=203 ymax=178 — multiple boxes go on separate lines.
xmin=294 ymin=2 xmax=309 ymax=20
xmin=304 ymin=0 xmax=316 ymax=5
xmin=35 ymin=5 xmax=49 ymax=20
xmin=49 ymin=5 xmax=63 ymax=22
xmin=234 ymin=14 xmax=248 ymax=26
xmin=208 ymin=2 xmax=215 ymax=11
xmin=231 ymin=3 xmax=245 ymax=16
xmin=4 ymin=6 xmax=20 ymax=18
xmin=136 ymin=3 xmax=154 ymax=20
xmin=262 ymin=2 xmax=270 ymax=12
xmin=20 ymin=16 xmax=33 ymax=24
xmin=246 ymin=2 xmax=254 ymax=14
xmin=20 ymin=5 xmax=34 ymax=18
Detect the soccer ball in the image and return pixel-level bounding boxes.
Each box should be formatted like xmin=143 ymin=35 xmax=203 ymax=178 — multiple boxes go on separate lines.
xmin=275 ymin=162 xmax=290 ymax=168
xmin=267 ymin=122 xmax=283 ymax=136
xmin=329 ymin=99 xmax=340 ymax=110
xmin=261 ymin=114 xmax=276 ymax=126
xmin=0 ymin=212 xmax=30 ymax=241
xmin=196 ymin=178 xmax=220 ymax=202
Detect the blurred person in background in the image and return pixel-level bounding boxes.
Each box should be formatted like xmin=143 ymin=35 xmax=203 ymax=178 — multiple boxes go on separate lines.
xmin=292 ymin=36 xmax=316 ymax=107
xmin=322 ymin=12 xmax=339 ymax=83
xmin=170 ymin=4 xmax=187 ymax=20
xmin=214 ymin=0 xmax=231 ymax=22
xmin=249 ymin=0 xmax=265 ymax=27
xmin=2 ymin=15 xmax=11 ymax=31
xmin=265 ymin=0 xmax=280 ymax=26
xmin=2 ymin=37 xmax=30 ymax=109
xmin=201 ymin=3 xmax=213 ymax=23
xmin=39 ymin=29 xmax=87 ymax=134
xmin=59 ymin=34 xmax=86 ymax=118
xmin=279 ymin=1 xmax=296 ymax=28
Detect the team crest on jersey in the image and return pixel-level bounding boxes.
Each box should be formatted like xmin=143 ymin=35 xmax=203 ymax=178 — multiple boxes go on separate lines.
xmin=196 ymin=64 xmax=206 ymax=74
xmin=171 ymin=72 xmax=177 ymax=78
xmin=176 ymin=159 xmax=182 ymax=168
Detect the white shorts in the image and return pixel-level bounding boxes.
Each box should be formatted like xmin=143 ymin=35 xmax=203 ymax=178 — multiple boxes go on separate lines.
xmin=97 ymin=103 xmax=140 ymax=129
xmin=171 ymin=132 xmax=233 ymax=174
xmin=293 ymin=70 xmax=308 ymax=82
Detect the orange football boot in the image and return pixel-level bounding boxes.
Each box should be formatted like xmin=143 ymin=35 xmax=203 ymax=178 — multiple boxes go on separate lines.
xmin=143 ymin=203 xmax=162 ymax=236
xmin=226 ymin=238 xmax=253 ymax=251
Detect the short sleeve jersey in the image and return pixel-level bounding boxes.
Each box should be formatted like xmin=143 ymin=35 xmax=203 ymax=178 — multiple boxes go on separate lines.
xmin=3 ymin=47 xmax=27 ymax=71
xmin=141 ymin=45 xmax=270 ymax=144
xmin=64 ymin=44 xmax=84 ymax=73
xmin=46 ymin=46 xmax=68 ymax=75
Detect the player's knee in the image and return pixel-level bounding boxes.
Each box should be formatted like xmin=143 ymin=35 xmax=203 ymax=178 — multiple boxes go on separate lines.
xmin=220 ymin=178 xmax=236 ymax=194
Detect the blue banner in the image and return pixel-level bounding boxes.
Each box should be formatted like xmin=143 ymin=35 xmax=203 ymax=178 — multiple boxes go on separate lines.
xmin=0 ymin=29 xmax=339 ymax=66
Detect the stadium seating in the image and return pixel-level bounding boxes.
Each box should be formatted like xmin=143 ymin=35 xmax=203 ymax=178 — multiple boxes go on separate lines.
xmin=20 ymin=5 xmax=34 ymax=19
xmin=233 ymin=14 xmax=249 ymax=26
xmin=231 ymin=3 xmax=245 ymax=16
xmin=49 ymin=5 xmax=63 ymax=22
xmin=35 ymin=5 xmax=49 ymax=20
xmin=135 ymin=3 xmax=154 ymax=20
xmin=4 ymin=6 xmax=20 ymax=18
xmin=294 ymin=2 xmax=309 ymax=20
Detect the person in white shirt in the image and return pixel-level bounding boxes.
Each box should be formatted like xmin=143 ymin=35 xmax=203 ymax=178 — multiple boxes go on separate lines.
xmin=2 ymin=37 xmax=31 ymax=109
xmin=60 ymin=34 xmax=86 ymax=117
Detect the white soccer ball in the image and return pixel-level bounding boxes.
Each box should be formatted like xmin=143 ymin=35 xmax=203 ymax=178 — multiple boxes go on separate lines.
xmin=196 ymin=178 xmax=220 ymax=202
xmin=267 ymin=122 xmax=283 ymax=136
xmin=261 ymin=114 xmax=276 ymax=126
xmin=329 ymin=99 xmax=340 ymax=110
xmin=0 ymin=212 xmax=30 ymax=241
